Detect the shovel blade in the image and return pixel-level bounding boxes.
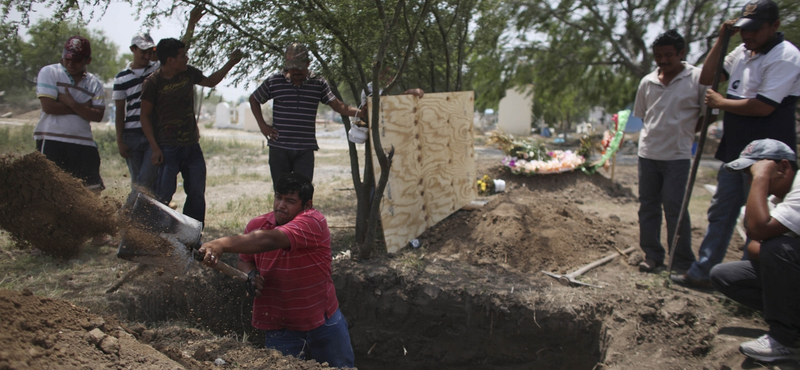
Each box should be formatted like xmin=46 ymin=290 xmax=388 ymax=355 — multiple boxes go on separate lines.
xmin=116 ymin=192 xmax=201 ymax=273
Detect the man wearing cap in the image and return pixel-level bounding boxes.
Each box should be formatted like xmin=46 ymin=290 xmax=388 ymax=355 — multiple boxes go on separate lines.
xmin=112 ymin=33 xmax=160 ymax=192
xmin=709 ymin=139 xmax=800 ymax=362
xmin=672 ymin=0 xmax=800 ymax=287
xmin=34 ymin=36 xmax=109 ymax=245
xmin=35 ymin=35 xmax=106 ymax=191
xmin=249 ymin=43 xmax=365 ymax=183
xmin=632 ymin=30 xmax=709 ymax=273
xmin=113 ymin=9 xmax=203 ymax=193
xmin=140 ymin=38 xmax=241 ymax=225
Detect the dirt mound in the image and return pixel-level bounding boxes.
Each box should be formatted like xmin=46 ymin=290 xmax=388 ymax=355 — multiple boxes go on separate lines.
xmin=0 ymin=152 xmax=119 ymax=258
xmin=0 ymin=289 xmax=332 ymax=369
xmin=419 ymin=184 xmax=628 ymax=274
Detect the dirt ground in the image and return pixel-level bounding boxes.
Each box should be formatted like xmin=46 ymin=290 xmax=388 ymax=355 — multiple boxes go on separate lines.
xmin=1 ymin=117 xmax=797 ymax=370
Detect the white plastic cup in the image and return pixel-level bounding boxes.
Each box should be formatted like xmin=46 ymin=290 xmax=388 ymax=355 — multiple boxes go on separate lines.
xmin=493 ymin=179 xmax=506 ymax=193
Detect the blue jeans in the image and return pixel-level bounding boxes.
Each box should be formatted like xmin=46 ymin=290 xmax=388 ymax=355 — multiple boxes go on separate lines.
xmin=155 ymin=143 xmax=207 ymax=225
xmin=264 ymin=309 xmax=354 ymax=368
xmin=687 ymin=164 xmax=750 ymax=280
xmin=638 ymin=157 xmax=695 ymax=269
xmin=122 ymin=130 xmax=158 ymax=192
xmin=710 ymin=236 xmax=800 ymax=347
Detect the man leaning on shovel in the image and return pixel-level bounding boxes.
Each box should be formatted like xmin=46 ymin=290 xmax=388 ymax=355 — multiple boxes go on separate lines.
xmin=198 ymin=172 xmax=355 ymax=368
xmin=670 ymin=0 xmax=800 ymax=288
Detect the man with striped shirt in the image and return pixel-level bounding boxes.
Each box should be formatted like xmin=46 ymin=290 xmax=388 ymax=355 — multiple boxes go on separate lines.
xmin=199 ymin=173 xmax=355 ymax=368
xmin=112 ymin=33 xmax=160 ymax=191
xmin=249 ymin=43 xmax=365 ymax=183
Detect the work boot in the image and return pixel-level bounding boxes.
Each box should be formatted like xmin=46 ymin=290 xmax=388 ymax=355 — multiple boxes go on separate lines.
xmin=739 ymin=334 xmax=800 ymax=362
xmin=638 ymin=258 xmax=659 ymax=272
xmin=669 ymin=273 xmax=712 ymax=288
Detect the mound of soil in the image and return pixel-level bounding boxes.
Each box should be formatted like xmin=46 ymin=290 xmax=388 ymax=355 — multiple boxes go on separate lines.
xmin=419 ymin=170 xmax=635 ymax=275
xmin=0 ymin=289 xmax=332 ymax=369
xmin=0 ymin=152 xmax=119 ymax=258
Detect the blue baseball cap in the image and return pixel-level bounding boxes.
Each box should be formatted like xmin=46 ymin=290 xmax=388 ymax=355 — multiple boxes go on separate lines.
xmin=724 ymin=139 xmax=796 ymax=172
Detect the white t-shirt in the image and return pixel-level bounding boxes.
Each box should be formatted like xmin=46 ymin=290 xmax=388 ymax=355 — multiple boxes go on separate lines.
xmin=770 ymin=174 xmax=800 ymax=237
xmin=34 ymin=63 xmax=105 ymax=146
xmin=633 ymin=63 xmax=708 ymax=161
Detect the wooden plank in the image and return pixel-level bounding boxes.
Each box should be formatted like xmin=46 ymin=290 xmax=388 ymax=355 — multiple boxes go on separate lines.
xmin=369 ymin=92 xmax=476 ymax=253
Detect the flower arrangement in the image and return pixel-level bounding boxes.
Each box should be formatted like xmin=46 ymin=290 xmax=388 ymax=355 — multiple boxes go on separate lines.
xmin=502 ymin=150 xmax=585 ymax=175
xmin=488 ymin=131 xmax=586 ymax=175
xmin=476 ymin=175 xmax=495 ymax=195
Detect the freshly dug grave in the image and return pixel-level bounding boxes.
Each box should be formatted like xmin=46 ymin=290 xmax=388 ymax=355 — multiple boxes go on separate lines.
xmin=0 ymin=153 xmax=118 ymax=258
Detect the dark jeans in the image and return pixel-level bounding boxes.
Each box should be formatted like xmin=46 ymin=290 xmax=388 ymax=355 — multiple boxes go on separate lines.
xmin=688 ymin=165 xmax=750 ymax=280
xmin=122 ymin=129 xmax=158 ymax=192
xmin=155 ymin=143 xmax=207 ymax=225
xmin=637 ymin=157 xmax=695 ymax=269
xmin=710 ymin=236 xmax=800 ymax=348
xmin=269 ymin=146 xmax=315 ymax=183
xmin=264 ymin=309 xmax=355 ymax=368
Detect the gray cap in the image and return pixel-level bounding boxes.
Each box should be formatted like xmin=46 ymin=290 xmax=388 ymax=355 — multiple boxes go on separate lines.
xmin=131 ymin=32 xmax=156 ymax=50
xmin=733 ymin=0 xmax=779 ymax=31
xmin=724 ymin=139 xmax=796 ymax=172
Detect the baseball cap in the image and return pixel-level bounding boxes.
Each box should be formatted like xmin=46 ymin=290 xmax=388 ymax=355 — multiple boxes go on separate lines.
xmin=733 ymin=0 xmax=779 ymax=31
xmin=63 ymin=36 xmax=91 ymax=61
xmin=285 ymin=43 xmax=310 ymax=70
xmin=724 ymin=139 xmax=796 ymax=172
xmin=131 ymin=33 xmax=156 ymax=50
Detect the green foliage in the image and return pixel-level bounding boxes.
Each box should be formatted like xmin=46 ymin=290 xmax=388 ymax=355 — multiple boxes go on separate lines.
xmin=0 ymin=124 xmax=35 ymax=154
xmin=506 ymin=0 xmax=733 ymax=128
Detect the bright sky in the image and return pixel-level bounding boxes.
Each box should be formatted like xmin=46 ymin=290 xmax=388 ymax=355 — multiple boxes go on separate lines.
xmin=12 ymin=1 xmax=253 ymax=102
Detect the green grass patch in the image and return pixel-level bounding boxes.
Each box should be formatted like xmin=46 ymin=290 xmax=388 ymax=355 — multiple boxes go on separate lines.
xmin=0 ymin=124 xmax=36 ymax=154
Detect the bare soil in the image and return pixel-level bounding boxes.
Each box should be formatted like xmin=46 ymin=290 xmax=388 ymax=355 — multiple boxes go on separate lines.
xmin=0 ymin=119 xmax=797 ymax=370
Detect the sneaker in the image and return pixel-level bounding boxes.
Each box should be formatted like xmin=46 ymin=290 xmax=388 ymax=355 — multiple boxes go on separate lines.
xmin=669 ymin=273 xmax=712 ymax=288
xmin=739 ymin=334 xmax=800 ymax=362
xmin=638 ymin=258 xmax=659 ymax=272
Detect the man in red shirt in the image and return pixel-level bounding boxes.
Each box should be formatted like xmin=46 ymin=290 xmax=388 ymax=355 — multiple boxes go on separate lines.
xmin=199 ymin=173 xmax=354 ymax=367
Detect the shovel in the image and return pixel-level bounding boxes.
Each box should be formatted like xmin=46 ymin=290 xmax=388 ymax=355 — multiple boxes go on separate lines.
xmin=116 ymin=192 xmax=247 ymax=282
xmin=541 ymin=246 xmax=636 ymax=288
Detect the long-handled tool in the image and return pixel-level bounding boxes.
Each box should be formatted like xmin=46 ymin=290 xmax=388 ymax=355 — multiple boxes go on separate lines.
xmin=541 ymin=246 xmax=636 ymax=288
xmin=113 ymin=192 xmax=247 ymax=285
xmin=665 ymin=27 xmax=732 ymax=275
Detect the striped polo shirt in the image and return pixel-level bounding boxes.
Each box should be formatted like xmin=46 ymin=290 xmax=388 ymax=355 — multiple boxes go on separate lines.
xmin=112 ymin=61 xmax=159 ymax=130
xmin=251 ymin=72 xmax=336 ymax=151
xmin=34 ymin=63 xmax=105 ymax=146
xmin=239 ymin=208 xmax=338 ymax=331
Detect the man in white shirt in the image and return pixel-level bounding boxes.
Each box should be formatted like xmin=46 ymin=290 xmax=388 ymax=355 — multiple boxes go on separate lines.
xmin=631 ymin=30 xmax=709 ymax=273
xmin=710 ymin=139 xmax=800 ymax=362
xmin=35 ymin=35 xmax=106 ymax=191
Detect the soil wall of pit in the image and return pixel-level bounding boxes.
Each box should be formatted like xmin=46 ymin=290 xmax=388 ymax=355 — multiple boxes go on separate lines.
xmin=109 ymin=257 xmax=610 ymax=369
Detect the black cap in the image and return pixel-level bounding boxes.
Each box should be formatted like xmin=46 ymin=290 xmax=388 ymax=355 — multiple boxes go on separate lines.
xmin=734 ymin=0 xmax=779 ymax=31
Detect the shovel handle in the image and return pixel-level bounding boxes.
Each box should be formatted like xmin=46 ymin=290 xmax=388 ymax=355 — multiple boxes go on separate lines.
xmin=210 ymin=260 xmax=249 ymax=282
xmin=193 ymin=249 xmax=249 ymax=282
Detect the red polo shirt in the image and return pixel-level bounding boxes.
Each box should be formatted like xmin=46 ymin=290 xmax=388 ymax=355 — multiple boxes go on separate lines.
xmin=239 ymin=208 xmax=338 ymax=331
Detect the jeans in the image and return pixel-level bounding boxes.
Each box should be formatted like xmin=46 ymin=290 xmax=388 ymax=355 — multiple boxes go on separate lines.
xmin=710 ymin=236 xmax=800 ymax=347
xmin=688 ymin=165 xmax=750 ymax=280
xmin=269 ymin=146 xmax=315 ymax=183
xmin=638 ymin=157 xmax=695 ymax=269
xmin=264 ymin=309 xmax=355 ymax=368
xmin=122 ymin=130 xmax=158 ymax=192
xmin=155 ymin=143 xmax=207 ymax=225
